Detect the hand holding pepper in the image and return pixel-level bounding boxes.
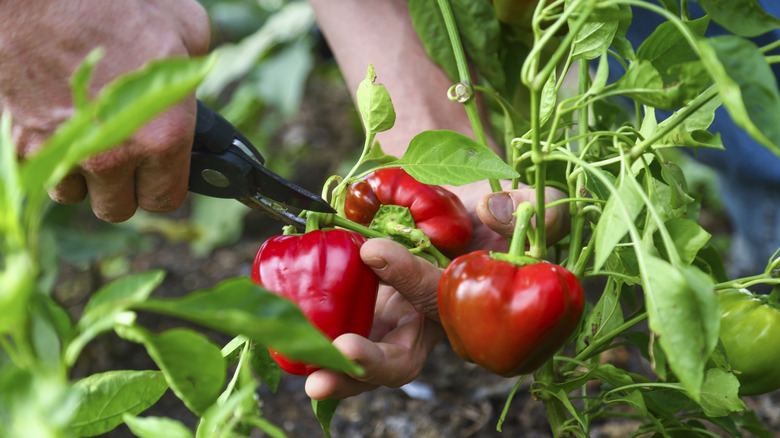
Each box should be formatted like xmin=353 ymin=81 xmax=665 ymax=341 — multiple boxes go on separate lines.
xmin=305 ymin=184 xmax=570 ymax=400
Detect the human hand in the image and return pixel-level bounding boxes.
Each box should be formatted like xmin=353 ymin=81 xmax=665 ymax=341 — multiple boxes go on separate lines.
xmin=0 ymin=0 xmax=210 ymax=222
xmin=450 ymin=180 xmax=570 ymax=252
xmin=305 ymin=238 xmax=446 ymax=400
xmin=305 ymin=183 xmax=570 ymax=400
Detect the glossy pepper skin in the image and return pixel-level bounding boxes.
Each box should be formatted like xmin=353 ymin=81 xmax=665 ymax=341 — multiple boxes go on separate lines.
xmin=251 ymin=229 xmax=379 ymax=375
xmin=344 ymin=168 xmax=473 ymax=258
xmin=437 ymin=251 xmax=585 ymax=376
xmin=718 ymin=289 xmax=780 ymax=396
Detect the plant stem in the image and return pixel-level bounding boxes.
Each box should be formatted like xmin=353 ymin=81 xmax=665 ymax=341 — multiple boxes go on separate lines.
xmin=630 ymin=86 xmax=718 ymax=158
xmin=566 ymin=312 xmax=649 ymax=371
xmin=535 ymin=360 xmax=569 ymax=437
xmin=508 ymin=202 xmax=536 ymax=257
xmin=436 ymin=0 xmax=502 ymax=193
xmin=529 ymin=88 xmax=547 ymax=259
xmin=322 ymin=213 xmax=451 ymax=267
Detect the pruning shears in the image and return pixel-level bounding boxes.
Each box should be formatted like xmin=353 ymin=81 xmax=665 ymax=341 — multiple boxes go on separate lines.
xmin=188 ymin=100 xmax=335 ymax=229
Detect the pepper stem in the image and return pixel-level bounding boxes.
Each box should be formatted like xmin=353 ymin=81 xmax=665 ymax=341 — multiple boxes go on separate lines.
xmin=319 ymin=213 xmax=451 ymax=267
xmin=508 ymin=202 xmax=535 ymax=257
xmin=490 ymin=202 xmax=538 ymax=266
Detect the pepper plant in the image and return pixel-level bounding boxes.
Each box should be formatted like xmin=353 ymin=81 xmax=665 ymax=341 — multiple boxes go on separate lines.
xmin=3 ymin=0 xmax=780 ymax=437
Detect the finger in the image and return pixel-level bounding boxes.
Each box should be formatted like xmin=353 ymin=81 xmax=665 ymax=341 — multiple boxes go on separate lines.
xmin=361 ymin=239 xmax=443 ymax=321
xmin=305 ymin=315 xmax=445 ymax=400
xmin=133 ymin=99 xmax=196 ymax=213
xmin=48 ymin=173 xmax=88 ymax=205
xmin=476 ymin=187 xmax=569 ymax=243
xmin=80 ymin=149 xmax=139 ymax=223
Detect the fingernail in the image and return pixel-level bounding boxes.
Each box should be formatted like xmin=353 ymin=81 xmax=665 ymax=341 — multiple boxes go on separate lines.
xmin=488 ymin=193 xmax=514 ymax=225
xmin=363 ymin=257 xmax=388 ymax=271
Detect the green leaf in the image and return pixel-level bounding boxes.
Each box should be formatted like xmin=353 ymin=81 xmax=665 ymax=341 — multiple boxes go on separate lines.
xmin=570 ymin=6 xmax=620 ymax=60
xmin=593 ymin=169 xmax=644 ymax=272
xmin=123 ymin=415 xmax=194 ymax=438
xmin=615 ymin=60 xmax=709 ymax=110
xmin=660 ymin=162 xmax=696 ymax=209
xmin=133 ymin=277 xmax=362 ymax=376
xmin=65 ymin=271 xmax=165 ymax=366
xmin=636 ymin=16 xmax=709 ymax=77
xmin=391 ymin=130 xmax=519 ymax=185
xmin=407 ymin=0 xmax=505 ymax=92
xmin=640 ymin=256 xmax=720 ymax=401
xmin=71 ymin=370 xmax=168 ymax=437
xmin=699 ymin=367 xmax=747 ymax=417
xmin=356 ymin=64 xmax=396 ymax=134
xmin=576 ymin=279 xmax=624 ymax=354
xmin=698 ymin=0 xmax=780 ymax=37
xmin=115 ymin=326 xmax=226 ymax=416
xmin=727 ymin=410 xmax=774 ymax=438
xmin=697 ymin=35 xmax=780 ymax=156
xmin=658 ymin=94 xmax=724 ymax=150
xmin=195 ymin=383 xmax=257 ymax=438
xmin=250 ymin=344 xmax=282 ymax=393
xmin=363 ymin=140 xmax=399 ymax=165
xmin=693 ymin=244 xmax=729 ymax=283
xmin=654 ymin=218 xmax=711 ymax=266
xmin=611 ymin=4 xmax=635 ymax=61
xmin=70 ymin=48 xmax=104 ymax=112
xmin=20 ymin=55 xmax=215 ymax=191
xmin=312 ymin=398 xmax=341 ymax=438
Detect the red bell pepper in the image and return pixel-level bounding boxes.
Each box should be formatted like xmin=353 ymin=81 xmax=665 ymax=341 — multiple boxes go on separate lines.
xmin=437 ymin=251 xmax=585 ymax=376
xmin=344 ymin=167 xmax=473 ymax=258
xmin=251 ymin=229 xmax=379 ymax=375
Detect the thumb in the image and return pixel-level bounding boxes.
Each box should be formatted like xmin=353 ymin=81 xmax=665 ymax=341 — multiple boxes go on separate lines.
xmin=476 ymin=188 xmax=569 ymax=242
xmin=360 ymin=238 xmax=443 ymax=321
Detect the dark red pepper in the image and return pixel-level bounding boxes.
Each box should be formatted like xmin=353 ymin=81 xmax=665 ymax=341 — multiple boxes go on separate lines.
xmin=344 ymin=168 xmax=473 ymax=258
xmin=437 ymin=251 xmax=585 ymax=376
xmin=251 ymin=229 xmax=379 ymax=375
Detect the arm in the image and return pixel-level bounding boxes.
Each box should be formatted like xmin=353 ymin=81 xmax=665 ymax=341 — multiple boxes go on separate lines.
xmin=306 ymin=0 xmax=569 ymax=400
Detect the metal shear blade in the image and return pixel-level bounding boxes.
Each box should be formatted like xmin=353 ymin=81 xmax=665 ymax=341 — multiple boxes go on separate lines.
xmin=188 ymin=101 xmax=334 ymax=229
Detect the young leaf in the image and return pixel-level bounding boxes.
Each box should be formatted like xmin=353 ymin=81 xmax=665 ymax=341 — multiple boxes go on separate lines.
xmin=132 ymin=277 xmax=363 ymax=376
xmin=71 ymin=370 xmax=168 ymax=437
xmin=312 ymin=398 xmax=341 ymax=438
xmin=364 ymin=140 xmax=398 ymax=164
xmin=115 ymin=325 xmax=226 ymax=416
xmin=698 ymin=0 xmax=780 ymax=38
xmin=391 ymin=130 xmax=519 ymax=185
xmin=123 ymin=415 xmax=194 ymax=438
xmin=356 ymin=64 xmax=396 ymax=134
xmin=640 ymin=255 xmax=720 ymax=402
xmin=697 ymin=35 xmax=780 ymax=156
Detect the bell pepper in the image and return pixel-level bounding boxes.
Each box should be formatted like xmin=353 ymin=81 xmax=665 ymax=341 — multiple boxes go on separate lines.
xmin=718 ymin=288 xmax=780 ymax=396
xmin=437 ymin=251 xmax=585 ymax=376
xmin=251 ymin=229 xmax=379 ymax=375
xmin=344 ymin=167 xmax=473 ymax=258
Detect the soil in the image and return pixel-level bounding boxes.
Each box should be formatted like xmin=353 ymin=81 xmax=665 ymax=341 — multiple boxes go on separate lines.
xmin=57 ymin=69 xmax=780 ymax=438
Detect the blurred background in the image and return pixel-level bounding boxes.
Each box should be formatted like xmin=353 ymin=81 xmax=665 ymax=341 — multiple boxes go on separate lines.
xmin=47 ymin=1 xmax=779 ymax=436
